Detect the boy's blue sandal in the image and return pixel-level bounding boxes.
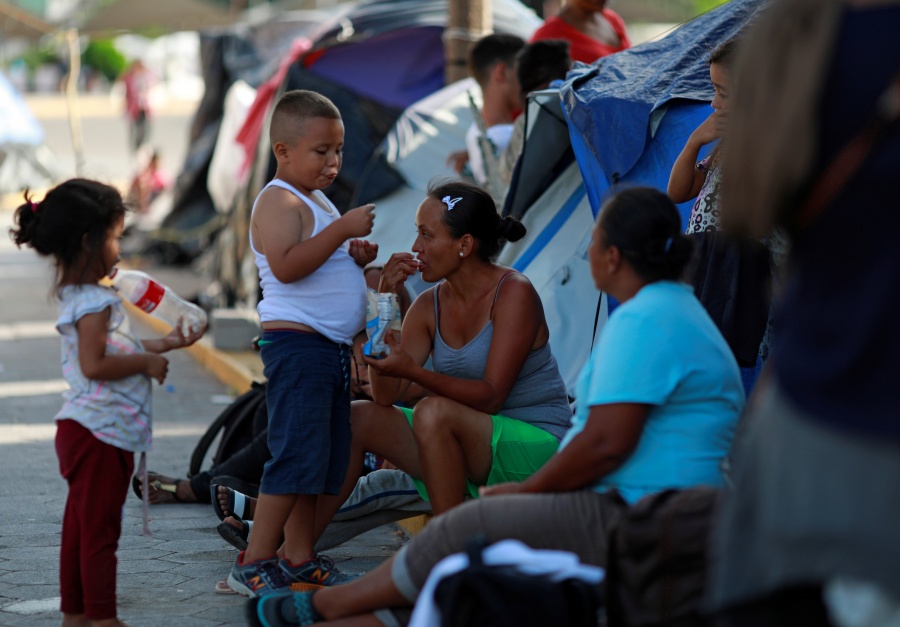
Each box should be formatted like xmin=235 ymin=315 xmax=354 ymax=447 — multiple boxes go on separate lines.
xmin=246 ymin=591 xmax=322 ymax=627
xmin=279 ymin=554 xmax=354 ymax=591
xmin=227 ymin=552 xmax=289 ymax=597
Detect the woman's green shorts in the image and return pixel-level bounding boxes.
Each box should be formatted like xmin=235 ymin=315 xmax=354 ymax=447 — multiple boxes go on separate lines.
xmin=398 ymin=406 xmax=560 ymax=501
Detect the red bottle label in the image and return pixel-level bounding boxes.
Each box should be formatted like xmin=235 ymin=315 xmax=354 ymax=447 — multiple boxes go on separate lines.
xmin=134 ymin=280 xmax=164 ymax=313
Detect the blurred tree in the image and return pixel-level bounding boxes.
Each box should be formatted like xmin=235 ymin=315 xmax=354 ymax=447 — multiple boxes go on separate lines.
xmin=18 ymin=45 xmax=62 ymax=72
xmin=81 ymin=39 xmax=127 ymax=82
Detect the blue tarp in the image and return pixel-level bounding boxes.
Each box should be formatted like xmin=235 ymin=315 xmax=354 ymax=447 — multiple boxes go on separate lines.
xmin=307 ymin=0 xmax=541 ymax=111
xmin=560 ymin=0 xmax=763 ymax=223
xmin=0 ymin=70 xmax=43 ymax=146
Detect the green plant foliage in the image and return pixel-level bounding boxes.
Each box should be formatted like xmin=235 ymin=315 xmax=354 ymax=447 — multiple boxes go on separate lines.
xmin=82 ymin=39 xmax=127 ymax=82
xmin=18 ymin=45 xmax=62 ymax=72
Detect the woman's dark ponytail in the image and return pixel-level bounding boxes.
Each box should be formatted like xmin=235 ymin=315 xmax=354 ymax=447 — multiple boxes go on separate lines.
xmin=9 ymin=192 xmax=40 ymax=250
xmin=600 ymin=187 xmax=694 ymax=282
xmin=8 ymin=179 xmax=127 ymax=291
xmin=497 ymin=215 xmax=526 ymax=244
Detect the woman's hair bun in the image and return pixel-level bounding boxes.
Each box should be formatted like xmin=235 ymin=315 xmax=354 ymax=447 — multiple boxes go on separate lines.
xmin=498 ymin=215 xmax=526 ymax=243
xmin=599 ymin=187 xmax=695 ymax=282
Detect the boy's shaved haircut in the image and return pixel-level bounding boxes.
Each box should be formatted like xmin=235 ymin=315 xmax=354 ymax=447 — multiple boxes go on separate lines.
xmin=270 ymin=89 xmax=342 ymax=145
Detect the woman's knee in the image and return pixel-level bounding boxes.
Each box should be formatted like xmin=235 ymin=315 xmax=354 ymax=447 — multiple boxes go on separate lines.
xmin=350 ymin=400 xmax=379 ymax=444
xmin=410 ymin=397 xmax=456 ymax=441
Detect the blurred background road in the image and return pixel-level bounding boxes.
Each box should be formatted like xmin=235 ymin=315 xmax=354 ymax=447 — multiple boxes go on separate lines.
xmin=23 ymin=92 xmax=197 ymax=193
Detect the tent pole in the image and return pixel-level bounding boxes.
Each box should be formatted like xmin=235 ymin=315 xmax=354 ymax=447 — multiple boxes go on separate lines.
xmin=64 ymin=28 xmax=85 ymax=177
xmin=444 ymin=0 xmax=492 ymax=84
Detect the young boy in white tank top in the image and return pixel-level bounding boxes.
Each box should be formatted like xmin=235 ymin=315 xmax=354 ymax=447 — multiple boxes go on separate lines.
xmin=228 ymin=89 xmax=378 ymax=597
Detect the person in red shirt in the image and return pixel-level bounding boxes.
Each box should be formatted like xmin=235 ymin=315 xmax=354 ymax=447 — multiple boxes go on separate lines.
xmin=531 ymin=0 xmax=630 ymax=64
xmin=121 ymin=59 xmax=154 ymax=153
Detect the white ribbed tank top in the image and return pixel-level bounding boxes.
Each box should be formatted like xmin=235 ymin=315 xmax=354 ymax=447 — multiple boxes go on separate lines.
xmin=250 ymin=179 xmax=366 ymax=345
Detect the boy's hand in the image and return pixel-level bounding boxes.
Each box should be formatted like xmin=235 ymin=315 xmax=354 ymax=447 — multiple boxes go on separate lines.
xmin=145 ymin=354 xmax=169 ymax=384
xmin=340 ymin=204 xmax=375 ymax=239
xmin=349 ymin=239 xmax=379 ymax=267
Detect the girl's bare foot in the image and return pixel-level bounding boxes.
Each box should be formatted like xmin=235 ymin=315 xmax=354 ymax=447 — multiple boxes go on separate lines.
xmin=61 ymin=613 xmax=89 ymax=627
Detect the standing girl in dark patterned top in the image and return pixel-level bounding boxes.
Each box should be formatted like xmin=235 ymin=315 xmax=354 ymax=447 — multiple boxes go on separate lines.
xmin=668 ymin=38 xmax=738 ymax=232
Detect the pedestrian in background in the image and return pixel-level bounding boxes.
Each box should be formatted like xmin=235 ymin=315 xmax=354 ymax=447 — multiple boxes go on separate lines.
xmin=121 ymin=59 xmax=153 ymax=153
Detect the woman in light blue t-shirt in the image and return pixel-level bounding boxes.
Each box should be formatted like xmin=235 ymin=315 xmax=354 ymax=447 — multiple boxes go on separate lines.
xmin=244 ymin=187 xmax=746 ymax=625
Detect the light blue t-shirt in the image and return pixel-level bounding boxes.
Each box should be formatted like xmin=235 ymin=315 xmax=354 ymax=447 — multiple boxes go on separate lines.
xmin=559 ymin=281 xmax=744 ymax=504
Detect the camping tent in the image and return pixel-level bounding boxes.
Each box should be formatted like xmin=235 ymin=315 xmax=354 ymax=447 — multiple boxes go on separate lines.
xmin=319 ymin=0 xmax=762 ymax=395
xmin=177 ymin=0 xmax=540 ymax=304
xmin=493 ymin=0 xmax=763 ymax=394
xmin=244 ymin=0 xmax=541 ymax=214
xmin=0 ymin=0 xmax=56 ymax=41
xmin=139 ymin=9 xmax=328 ymax=265
xmin=0 ymin=69 xmax=54 ymax=194
xmin=361 ymin=77 xmax=483 ymax=275
xmin=561 ymin=0 xmax=762 ymax=223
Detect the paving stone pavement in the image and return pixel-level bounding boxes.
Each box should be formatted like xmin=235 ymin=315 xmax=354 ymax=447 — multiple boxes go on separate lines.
xmin=0 ymin=212 xmax=408 ymax=626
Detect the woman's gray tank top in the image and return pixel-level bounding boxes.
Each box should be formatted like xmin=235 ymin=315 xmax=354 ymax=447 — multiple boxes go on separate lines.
xmin=431 ymin=275 xmax=573 ymax=440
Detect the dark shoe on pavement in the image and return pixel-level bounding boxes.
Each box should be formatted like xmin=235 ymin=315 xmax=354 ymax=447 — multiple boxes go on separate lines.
xmin=211 ymin=483 xmax=254 ymax=521
xmin=227 ymin=551 xmax=289 ymax=598
xmin=246 ymin=591 xmax=322 ymax=627
xmin=217 ymin=517 xmax=251 ymax=551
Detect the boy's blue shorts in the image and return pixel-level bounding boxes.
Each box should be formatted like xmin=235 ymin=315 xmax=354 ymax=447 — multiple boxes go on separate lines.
xmin=258 ymin=330 xmax=352 ymax=496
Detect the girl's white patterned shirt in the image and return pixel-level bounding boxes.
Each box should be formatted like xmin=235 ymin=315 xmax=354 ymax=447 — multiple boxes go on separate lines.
xmin=55 ymin=284 xmax=152 ymax=453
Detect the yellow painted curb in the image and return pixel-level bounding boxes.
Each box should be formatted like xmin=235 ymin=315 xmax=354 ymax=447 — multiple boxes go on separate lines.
xmin=397 ymin=514 xmax=431 ymax=537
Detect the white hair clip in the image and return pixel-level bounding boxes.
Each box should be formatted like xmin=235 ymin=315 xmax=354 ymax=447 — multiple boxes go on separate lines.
xmin=442 ymin=196 xmax=462 ymax=211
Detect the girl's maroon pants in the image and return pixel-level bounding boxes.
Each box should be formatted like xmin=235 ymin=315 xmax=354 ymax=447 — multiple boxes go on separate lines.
xmin=56 ymin=419 xmax=133 ymax=620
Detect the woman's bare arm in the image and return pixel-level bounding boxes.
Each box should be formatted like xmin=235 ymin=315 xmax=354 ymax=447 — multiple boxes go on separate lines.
xmin=366 ymin=275 xmax=543 ymax=414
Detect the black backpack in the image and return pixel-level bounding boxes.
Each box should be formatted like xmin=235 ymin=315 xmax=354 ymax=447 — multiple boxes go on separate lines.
xmin=433 ymin=536 xmax=602 ymax=627
xmin=604 ymin=487 xmax=720 ymax=627
xmin=188 ymin=381 xmax=267 ymax=477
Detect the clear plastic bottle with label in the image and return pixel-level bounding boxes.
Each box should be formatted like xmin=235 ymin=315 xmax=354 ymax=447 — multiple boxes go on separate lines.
xmin=364 ymin=291 xmax=401 ymax=357
xmin=109 ymin=268 xmax=207 ymax=334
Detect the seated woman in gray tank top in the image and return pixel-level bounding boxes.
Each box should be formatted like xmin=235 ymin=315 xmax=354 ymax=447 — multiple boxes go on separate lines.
xmin=317 ymin=179 xmax=573 ymax=519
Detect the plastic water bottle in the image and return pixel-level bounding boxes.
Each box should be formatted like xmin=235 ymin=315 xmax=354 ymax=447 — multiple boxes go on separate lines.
xmin=109 ymin=268 xmax=207 ymax=334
